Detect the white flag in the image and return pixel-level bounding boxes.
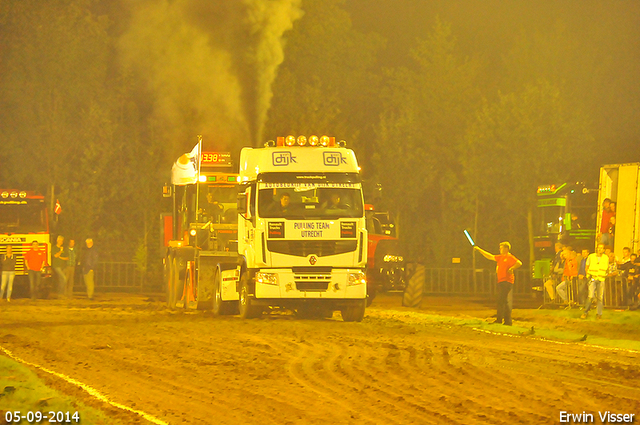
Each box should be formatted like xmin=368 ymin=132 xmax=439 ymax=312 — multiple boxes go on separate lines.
xmin=170 ymin=141 xmax=201 ymax=185
xmin=187 ymin=141 xmax=200 ymax=159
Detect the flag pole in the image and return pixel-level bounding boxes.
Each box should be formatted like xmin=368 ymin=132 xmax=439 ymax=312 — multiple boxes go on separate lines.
xmin=194 ymin=135 xmax=203 ymax=221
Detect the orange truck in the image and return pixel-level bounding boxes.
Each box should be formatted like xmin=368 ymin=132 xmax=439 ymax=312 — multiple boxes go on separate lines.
xmin=0 ymin=189 xmax=52 ymax=297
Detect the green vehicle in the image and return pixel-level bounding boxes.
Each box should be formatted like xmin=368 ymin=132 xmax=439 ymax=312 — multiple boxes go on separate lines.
xmin=532 ymin=182 xmax=598 ymax=280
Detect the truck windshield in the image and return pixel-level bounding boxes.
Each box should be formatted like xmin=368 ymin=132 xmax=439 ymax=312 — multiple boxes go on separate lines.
xmin=258 ymin=183 xmax=363 ymax=219
xmin=0 ymin=201 xmax=47 ymax=233
xmin=535 ymin=206 xmax=563 ymax=234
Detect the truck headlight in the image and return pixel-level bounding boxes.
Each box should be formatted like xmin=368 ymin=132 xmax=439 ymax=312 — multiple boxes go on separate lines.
xmin=255 ymin=272 xmax=278 ymax=286
xmin=348 ymin=272 xmax=366 ymax=286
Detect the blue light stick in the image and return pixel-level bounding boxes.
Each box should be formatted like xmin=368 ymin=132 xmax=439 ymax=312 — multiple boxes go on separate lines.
xmin=463 ymin=230 xmax=475 ymax=246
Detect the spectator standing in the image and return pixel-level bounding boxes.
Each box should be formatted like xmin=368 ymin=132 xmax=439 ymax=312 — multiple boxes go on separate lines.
xmin=581 ymin=243 xmax=609 ymax=319
xmin=556 ymin=246 xmax=578 ymax=305
xmin=52 ymin=235 xmax=68 ymax=298
xmin=474 ymin=242 xmax=522 ymax=326
xmin=23 ymin=241 xmax=46 ymax=300
xmin=81 ymin=238 xmax=98 ymax=300
xmin=65 ymin=239 xmax=77 ymax=298
xmin=606 ymin=251 xmax=619 ymax=277
xmin=544 ymin=242 xmax=564 ymax=301
xmin=618 ymin=250 xmax=635 ymax=305
xmin=627 ymin=254 xmax=640 ymax=310
xmin=1 ymin=245 xmax=16 ymax=301
xmin=608 ymin=201 xmax=616 ymax=241
xmin=598 ymin=199 xmax=613 ymax=246
xmin=576 ymin=248 xmax=590 ymax=305
xmin=618 ymin=247 xmax=632 ymax=267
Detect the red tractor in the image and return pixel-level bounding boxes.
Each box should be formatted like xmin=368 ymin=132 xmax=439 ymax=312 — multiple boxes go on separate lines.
xmin=365 ymin=204 xmax=405 ymax=305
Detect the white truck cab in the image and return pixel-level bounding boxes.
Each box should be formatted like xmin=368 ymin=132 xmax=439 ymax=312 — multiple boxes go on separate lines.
xmin=222 ymin=136 xmax=368 ymax=321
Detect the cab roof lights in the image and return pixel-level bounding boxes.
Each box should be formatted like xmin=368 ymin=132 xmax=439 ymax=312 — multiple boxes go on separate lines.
xmin=272 ymin=135 xmax=343 ymax=148
xmin=0 ymin=190 xmax=40 ymax=199
xmin=197 ymin=174 xmax=239 ymax=183
xmin=537 ymin=183 xmax=567 ymax=194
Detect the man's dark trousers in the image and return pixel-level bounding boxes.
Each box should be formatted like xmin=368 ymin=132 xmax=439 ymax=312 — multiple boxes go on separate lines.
xmin=497 ymin=281 xmax=513 ymax=325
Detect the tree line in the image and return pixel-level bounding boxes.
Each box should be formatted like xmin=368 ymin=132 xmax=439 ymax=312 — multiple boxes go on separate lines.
xmin=1 ymin=0 xmax=637 ymax=274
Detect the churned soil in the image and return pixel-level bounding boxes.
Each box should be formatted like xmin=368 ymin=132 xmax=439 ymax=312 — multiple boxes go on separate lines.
xmin=0 ymin=293 xmax=638 ymax=424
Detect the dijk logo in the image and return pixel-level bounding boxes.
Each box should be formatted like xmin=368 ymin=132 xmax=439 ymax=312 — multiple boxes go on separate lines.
xmin=272 ymin=152 xmax=297 ymax=166
xmin=323 ymin=151 xmax=347 ymax=166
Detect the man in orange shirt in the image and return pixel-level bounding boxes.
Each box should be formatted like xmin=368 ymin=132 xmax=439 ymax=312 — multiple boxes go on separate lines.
xmin=556 ymin=246 xmax=578 ymax=305
xmin=23 ymin=241 xmax=47 ymax=300
xmin=475 ymin=242 xmax=523 ymax=326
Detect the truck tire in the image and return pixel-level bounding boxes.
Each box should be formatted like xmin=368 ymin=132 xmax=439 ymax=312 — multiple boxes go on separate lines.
xmin=341 ymin=299 xmax=366 ymax=322
xmin=366 ymin=284 xmax=376 ymax=307
xmin=196 ymin=261 xmax=214 ymax=310
xmin=169 ymin=258 xmax=183 ymax=310
xmin=212 ymin=268 xmax=234 ymax=316
xmin=165 ymin=255 xmax=174 ymax=308
xmin=238 ymin=272 xmax=262 ymax=319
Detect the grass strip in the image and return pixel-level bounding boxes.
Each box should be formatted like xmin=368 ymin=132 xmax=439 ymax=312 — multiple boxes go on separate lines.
xmin=368 ymin=308 xmax=640 ymax=352
xmin=0 ymin=355 xmax=120 ymax=425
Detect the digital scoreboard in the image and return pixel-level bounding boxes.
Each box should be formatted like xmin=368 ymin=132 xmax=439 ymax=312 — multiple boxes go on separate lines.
xmin=201 ymin=152 xmax=232 ymax=167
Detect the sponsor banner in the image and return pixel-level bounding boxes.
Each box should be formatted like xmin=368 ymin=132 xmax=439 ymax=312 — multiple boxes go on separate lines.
xmin=261 ymin=183 xmax=360 ymax=189
xmin=267 ymin=221 xmax=358 ymax=239
xmin=340 ymin=222 xmax=356 ymax=238
xmin=268 ymin=222 xmax=285 ymax=238
xmin=0 ymin=200 xmax=27 ymax=205
xmin=271 ymin=151 xmax=349 ymax=167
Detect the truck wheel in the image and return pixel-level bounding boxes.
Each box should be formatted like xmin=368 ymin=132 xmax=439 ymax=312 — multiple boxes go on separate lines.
xmin=213 ymin=268 xmax=233 ymax=316
xmin=165 ymin=256 xmax=174 ymax=308
xmin=366 ymin=284 xmax=377 ymax=307
xmin=238 ymin=272 xmax=261 ymax=319
xmin=170 ymin=258 xmax=183 ymax=310
xmin=341 ymin=299 xmax=366 ymax=322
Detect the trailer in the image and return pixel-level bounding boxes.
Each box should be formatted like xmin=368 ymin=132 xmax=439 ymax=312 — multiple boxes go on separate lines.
xmin=597 ymin=163 xmax=640 ymax=257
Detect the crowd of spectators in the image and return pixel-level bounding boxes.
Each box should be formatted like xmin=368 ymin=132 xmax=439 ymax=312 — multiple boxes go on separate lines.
xmin=545 ymin=241 xmax=640 ymax=313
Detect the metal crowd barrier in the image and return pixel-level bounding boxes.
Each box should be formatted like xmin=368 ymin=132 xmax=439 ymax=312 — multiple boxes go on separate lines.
xmin=542 ymin=275 xmax=634 ymax=309
xmin=73 ymin=262 xmax=144 ymax=292
xmin=422 ymin=268 xmax=532 ymax=297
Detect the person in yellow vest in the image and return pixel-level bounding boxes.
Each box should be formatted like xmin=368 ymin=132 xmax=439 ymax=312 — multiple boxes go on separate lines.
xmin=581 ymin=243 xmax=609 ymax=319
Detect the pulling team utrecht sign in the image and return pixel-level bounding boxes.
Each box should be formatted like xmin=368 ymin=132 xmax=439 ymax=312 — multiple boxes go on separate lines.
xmin=292 ymin=221 xmax=335 ymax=238
xmin=268 ymin=221 xmax=358 ymax=239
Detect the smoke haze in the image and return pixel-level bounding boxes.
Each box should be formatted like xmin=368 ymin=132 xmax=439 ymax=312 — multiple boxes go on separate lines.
xmin=117 ymin=0 xmax=302 ymax=151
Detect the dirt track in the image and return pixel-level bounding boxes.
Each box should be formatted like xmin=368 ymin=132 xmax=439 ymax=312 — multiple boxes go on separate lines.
xmin=1 ymin=294 xmax=639 ymax=424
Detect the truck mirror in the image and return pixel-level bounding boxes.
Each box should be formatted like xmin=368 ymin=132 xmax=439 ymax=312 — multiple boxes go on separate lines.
xmin=237 ymin=193 xmax=248 ymax=217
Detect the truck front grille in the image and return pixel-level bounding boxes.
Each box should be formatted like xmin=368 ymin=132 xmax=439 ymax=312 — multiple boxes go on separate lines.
xmin=267 ymin=240 xmax=357 ymax=257
xmin=294 ymin=272 xmax=331 ymax=291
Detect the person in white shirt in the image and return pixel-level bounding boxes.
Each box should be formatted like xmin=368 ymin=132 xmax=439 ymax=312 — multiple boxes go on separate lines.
xmin=581 ymin=243 xmax=609 ymax=319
